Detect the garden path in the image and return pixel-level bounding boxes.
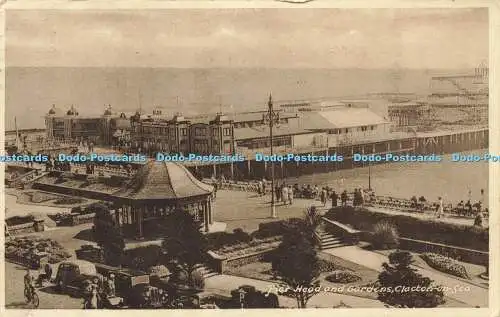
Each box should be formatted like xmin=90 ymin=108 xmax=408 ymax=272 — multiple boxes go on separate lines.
xmin=322 ymin=246 xmax=488 ymax=307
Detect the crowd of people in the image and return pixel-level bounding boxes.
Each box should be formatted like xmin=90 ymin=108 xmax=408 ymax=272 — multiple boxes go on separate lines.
xmin=255 ymin=179 xmax=371 ymax=208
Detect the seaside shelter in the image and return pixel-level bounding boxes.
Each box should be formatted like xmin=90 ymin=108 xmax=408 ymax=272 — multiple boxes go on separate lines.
xmin=110 ymin=160 xmax=215 ymax=239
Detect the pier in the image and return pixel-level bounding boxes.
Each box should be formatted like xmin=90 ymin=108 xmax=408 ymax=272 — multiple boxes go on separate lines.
xmin=189 ymin=127 xmax=488 ymax=180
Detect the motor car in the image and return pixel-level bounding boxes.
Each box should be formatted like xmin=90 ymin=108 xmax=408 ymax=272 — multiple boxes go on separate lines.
xmin=54 ymin=260 xmax=100 ymax=297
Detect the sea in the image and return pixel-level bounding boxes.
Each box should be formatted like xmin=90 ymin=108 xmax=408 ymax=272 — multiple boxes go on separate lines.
xmin=5 ymin=66 xmax=474 ymax=131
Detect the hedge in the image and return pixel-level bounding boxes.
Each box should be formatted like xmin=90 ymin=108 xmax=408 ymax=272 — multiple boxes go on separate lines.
xmin=325 ymin=207 xmax=488 ymax=251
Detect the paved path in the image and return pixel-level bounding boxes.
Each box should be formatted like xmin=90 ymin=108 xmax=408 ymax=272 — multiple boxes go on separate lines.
xmin=5 ymin=261 xmax=82 ymax=309
xmin=204 ymin=274 xmax=385 ymax=308
xmin=323 ymin=246 xmax=488 ymax=307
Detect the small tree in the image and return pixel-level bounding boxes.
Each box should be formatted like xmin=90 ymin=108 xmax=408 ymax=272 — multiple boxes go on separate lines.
xmin=378 ymin=250 xmax=445 ymax=308
xmin=161 ymin=209 xmax=208 ymax=280
xmin=272 ymin=232 xmax=320 ymax=308
xmin=92 ymin=203 xmax=125 ymax=266
xmin=371 ymin=221 xmax=399 ymax=250
xmin=303 ymin=206 xmax=322 ymax=242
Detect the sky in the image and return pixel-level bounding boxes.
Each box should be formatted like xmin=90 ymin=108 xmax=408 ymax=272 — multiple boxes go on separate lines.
xmin=6 ymin=8 xmax=489 ymax=69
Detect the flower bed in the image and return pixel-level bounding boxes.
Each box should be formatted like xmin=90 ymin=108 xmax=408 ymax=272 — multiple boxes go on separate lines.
xmin=420 ymin=253 xmax=470 ymax=279
xmin=317 ymin=259 xmax=343 ymax=273
xmin=214 ymin=237 xmax=282 ymax=258
xmin=53 ymin=197 xmax=85 ymax=205
xmin=5 ymin=237 xmax=72 ymax=267
xmin=325 ymin=270 xmax=362 ymax=284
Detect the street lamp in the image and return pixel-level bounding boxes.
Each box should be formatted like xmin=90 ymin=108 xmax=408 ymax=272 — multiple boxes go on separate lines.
xmin=368 ymin=161 xmax=372 ymax=191
xmin=262 ymin=94 xmax=280 ymax=218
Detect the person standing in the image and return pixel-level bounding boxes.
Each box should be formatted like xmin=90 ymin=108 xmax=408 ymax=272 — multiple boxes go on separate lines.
xmin=330 ymin=190 xmax=338 ymax=208
xmin=288 ymin=185 xmax=294 ymax=205
xmin=341 ymin=190 xmax=348 ymax=207
xmin=275 ymin=183 xmax=281 ymax=202
xmin=359 ymin=187 xmax=365 ymax=207
xmin=436 ymin=197 xmax=444 ymax=218
xmin=282 ymin=184 xmax=289 ymax=205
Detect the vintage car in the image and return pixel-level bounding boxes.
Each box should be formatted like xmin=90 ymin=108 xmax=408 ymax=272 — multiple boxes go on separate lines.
xmin=54 ymin=260 xmax=100 ymax=297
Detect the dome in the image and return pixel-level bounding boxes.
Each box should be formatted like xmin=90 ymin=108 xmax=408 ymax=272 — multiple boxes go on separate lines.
xmin=48 ymin=104 xmax=62 ymax=116
xmin=104 ymin=105 xmax=113 ymax=116
xmin=66 ymin=106 xmax=78 ymax=116
xmin=115 ymin=161 xmax=213 ymax=200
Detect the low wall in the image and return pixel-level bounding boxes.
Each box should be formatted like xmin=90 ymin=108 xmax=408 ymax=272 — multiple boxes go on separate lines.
xmin=7 ymin=220 xmax=45 ymax=235
xmin=398 ymin=237 xmax=488 ymax=266
xmin=207 ymin=249 xmax=275 ymax=274
xmin=58 ymin=213 xmax=96 ymax=226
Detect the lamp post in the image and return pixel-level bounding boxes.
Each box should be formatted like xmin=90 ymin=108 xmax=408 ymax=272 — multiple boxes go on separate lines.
xmin=368 ymin=161 xmax=372 ymax=191
xmin=263 ymin=94 xmax=280 ymax=218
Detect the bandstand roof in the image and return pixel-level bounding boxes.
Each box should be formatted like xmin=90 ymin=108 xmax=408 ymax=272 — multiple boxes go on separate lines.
xmin=115 ymin=161 xmax=213 ymax=200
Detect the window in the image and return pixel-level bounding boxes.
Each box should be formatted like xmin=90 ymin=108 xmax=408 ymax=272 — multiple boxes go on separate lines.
xmin=181 ymin=128 xmax=187 ymax=136
xmin=223 ymin=128 xmax=231 ymax=136
xmin=195 ymin=127 xmax=206 ymax=136
xmin=371 ymin=126 xmax=375 ymax=130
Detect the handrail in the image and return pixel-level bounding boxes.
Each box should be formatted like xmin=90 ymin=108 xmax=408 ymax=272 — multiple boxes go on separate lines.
xmin=321 ymin=217 xmax=361 ymax=234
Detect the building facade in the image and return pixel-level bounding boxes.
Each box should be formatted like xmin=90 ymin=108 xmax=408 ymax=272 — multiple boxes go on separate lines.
xmin=45 ymin=105 xmax=131 ymax=147
xmin=130 ymin=111 xmax=235 ymax=155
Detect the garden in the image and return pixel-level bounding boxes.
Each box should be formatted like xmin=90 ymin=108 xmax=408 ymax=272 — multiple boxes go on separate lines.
xmin=5 ymin=237 xmax=73 ymax=267
xmin=325 ymin=207 xmax=488 ymax=251
xmin=18 ymin=190 xmax=88 ymax=206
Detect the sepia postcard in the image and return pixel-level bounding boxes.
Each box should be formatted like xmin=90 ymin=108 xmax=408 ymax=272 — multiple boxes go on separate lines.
xmin=1 ymin=1 xmax=499 ymax=317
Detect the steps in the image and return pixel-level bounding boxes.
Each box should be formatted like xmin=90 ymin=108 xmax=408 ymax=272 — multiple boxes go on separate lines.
xmin=193 ymin=264 xmax=219 ymax=279
xmin=315 ymin=230 xmax=349 ymax=250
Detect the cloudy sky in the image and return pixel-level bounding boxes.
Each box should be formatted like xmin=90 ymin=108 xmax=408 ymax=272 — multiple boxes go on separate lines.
xmin=6 ymin=8 xmax=488 ymax=69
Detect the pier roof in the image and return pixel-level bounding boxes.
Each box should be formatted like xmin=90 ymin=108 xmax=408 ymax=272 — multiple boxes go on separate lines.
xmin=300 ymin=108 xmax=389 ymax=130
xmin=234 ymin=126 xmax=315 ymax=140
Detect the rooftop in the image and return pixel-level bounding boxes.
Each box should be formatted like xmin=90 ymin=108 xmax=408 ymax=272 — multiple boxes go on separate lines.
xmin=299 ymin=108 xmax=390 ymax=130
xmin=114 ymin=161 xmax=213 ymax=200
xmin=234 ymin=125 xmax=314 ymax=140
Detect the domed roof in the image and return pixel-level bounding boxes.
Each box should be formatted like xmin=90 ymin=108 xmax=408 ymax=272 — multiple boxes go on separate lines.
xmin=103 ymin=105 xmax=113 ymax=116
xmin=115 ymin=161 xmax=213 ymax=200
xmin=66 ymin=105 xmax=78 ymax=116
xmin=48 ymin=104 xmax=62 ymax=116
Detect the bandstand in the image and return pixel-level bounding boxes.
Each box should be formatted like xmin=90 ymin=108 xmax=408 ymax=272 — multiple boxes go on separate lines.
xmin=109 ymin=161 xmax=215 ymax=239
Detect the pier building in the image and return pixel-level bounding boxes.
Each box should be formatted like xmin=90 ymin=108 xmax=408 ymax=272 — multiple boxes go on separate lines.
xmin=44 ymin=104 xmax=131 ymax=147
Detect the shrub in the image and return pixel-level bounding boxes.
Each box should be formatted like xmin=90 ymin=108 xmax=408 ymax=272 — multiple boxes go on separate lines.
xmin=420 ymin=253 xmax=469 ymax=279
xmin=189 ymin=270 xmax=205 ymax=290
xmin=6 ymin=215 xmax=35 ymax=226
xmin=378 ymin=250 xmax=445 ymax=308
xmin=371 ymin=221 xmax=399 ymax=250
xmin=54 ymin=197 xmax=84 ymax=205
xmin=317 ymin=259 xmax=340 ymax=273
xmin=326 ymin=270 xmax=361 ymax=284
xmin=48 ymin=254 xmax=66 ymax=264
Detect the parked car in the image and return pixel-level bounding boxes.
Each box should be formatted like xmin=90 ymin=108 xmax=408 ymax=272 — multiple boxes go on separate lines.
xmin=54 ymin=260 xmax=100 ymax=297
